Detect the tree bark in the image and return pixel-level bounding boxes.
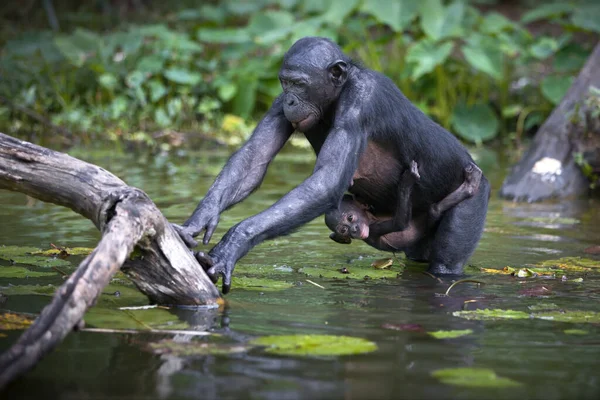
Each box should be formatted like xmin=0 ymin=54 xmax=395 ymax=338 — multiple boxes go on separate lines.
xmin=500 ymin=42 xmax=600 ymax=202
xmin=0 ymin=132 xmax=220 ymax=388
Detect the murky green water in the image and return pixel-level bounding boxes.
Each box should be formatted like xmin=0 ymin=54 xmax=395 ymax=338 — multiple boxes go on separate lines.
xmin=1 ymin=145 xmax=600 ymax=400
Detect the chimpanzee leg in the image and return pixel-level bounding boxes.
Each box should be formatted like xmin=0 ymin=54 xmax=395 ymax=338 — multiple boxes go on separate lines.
xmin=427 ymin=176 xmax=490 ymax=274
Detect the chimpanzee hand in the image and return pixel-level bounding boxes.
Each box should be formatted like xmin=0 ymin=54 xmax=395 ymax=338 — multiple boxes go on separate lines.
xmin=172 ymin=204 xmax=221 ymax=248
xmin=194 ymin=247 xmax=236 ymax=294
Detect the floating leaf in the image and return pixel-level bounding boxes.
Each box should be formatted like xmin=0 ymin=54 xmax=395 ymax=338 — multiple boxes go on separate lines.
xmin=32 ymin=247 xmax=93 ymax=257
xmin=250 ymin=334 xmax=377 ymax=356
xmin=360 ymin=0 xmax=418 ymax=32
xmin=451 ymin=103 xmax=499 ymax=143
xmin=564 ymin=329 xmax=589 ymax=335
xmin=432 ymin=367 xmax=521 ymax=388
xmin=0 ymin=245 xmax=71 ymax=268
xmin=0 ymin=284 xmax=57 ymax=296
xmin=299 ymin=264 xmax=399 ymax=280
xmin=537 ymin=257 xmax=599 ymax=271
xmin=371 ymin=258 xmax=393 ymax=269
xmin=428 ymin=329 xmax=473 ymax=339
xmin=149 ymin=340 xmax=248 ymax=356
xmin=0 ymin=312 xmax=35 ymax=330
xmin=541 ymin=75 xmax=574 ymax=105
xmin=0 ymin=266 xmax=56 ymax=278
xmin=406 ymin=39 xmax=453 ymax=80
xmin=231 ymin=276 xmax=294 ymax=292
xmin=454 ymin=309 xmax=600 ymax=323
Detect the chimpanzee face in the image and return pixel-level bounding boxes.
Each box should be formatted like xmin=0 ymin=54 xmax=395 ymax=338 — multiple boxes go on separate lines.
xmin=279 ymin=37 xmax=348 ymax=132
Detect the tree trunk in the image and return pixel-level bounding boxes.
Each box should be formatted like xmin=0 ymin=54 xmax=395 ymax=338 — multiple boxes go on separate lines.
xmin=0 ymin=132 xmax=220 ymax=388
xmin=500 ymin=42 xmax=600 ymax=202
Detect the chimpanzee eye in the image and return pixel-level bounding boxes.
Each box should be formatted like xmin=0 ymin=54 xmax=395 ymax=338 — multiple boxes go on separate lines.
xmin=347 ymin=215 xmax=354 ymax=222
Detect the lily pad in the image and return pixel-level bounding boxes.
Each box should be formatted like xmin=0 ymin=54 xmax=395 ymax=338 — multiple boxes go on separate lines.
xmin=250 ymin=334 xmax=377 ymax=357
xmin=299 ymin=264 xmax=399 ymax=280
xmin=0 ymin=312 xmax=35 ymax=330
xmin=231 ymin=276 xmax=294 ymax=292
xmin=32 ymin=247 xmax=93 ymax=257
xmin=432 ymin=367 xmax=521 ymax=388
xmin=564 ymin=329 xmax=589 ymax=335
xmin=0 ymin=266 xmax=56 ymax=278
xmin=428 ymin=329 xmax=473 ymax=339
xmin=454 ymin=309 xmax=600 ymax=323
xmin=0 ymin=245 xmax=71 ymax=268
xmin=537 ymin=257 xmax=599 ymax=271
xmin=0 ymin=284 xmax=57 ymax=296
xmin=149 ymin=340 xmax=248 ymax=356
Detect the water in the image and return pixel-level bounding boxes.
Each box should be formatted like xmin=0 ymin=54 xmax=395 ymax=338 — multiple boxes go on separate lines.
xmin=1 ymin=145 xmax=600 ymax=400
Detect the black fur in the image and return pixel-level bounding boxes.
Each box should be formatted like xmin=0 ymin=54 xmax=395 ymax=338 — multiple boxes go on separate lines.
xmin=176 ymin=37 xmax=490 ymax=293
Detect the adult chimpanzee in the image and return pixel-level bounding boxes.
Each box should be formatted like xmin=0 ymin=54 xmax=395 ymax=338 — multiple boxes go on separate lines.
xmin=175 ymin=37 xmax=490 ymax=293
xmin=325 ymin=161 xmax=483 ymax=250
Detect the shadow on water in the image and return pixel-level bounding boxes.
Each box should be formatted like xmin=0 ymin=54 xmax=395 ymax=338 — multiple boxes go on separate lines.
xmin=1 ymin=145 xmax=600 ymax=399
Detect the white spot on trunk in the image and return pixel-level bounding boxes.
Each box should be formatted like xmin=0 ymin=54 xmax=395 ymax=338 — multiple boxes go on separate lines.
xmin=531 ymin=157 xmax=562 ymax=183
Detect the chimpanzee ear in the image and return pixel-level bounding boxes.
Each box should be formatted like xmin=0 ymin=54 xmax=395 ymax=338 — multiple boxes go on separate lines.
xmin=327 ymin=60 xmax=347 ymax=87
xmin=329 ymin=232 xmax=352 ymax=244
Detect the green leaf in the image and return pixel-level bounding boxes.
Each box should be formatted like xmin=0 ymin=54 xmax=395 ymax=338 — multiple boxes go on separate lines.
xmin=406 ymin=40 xmax=454 ymax=80
xmin=154 ymin=107 xmax=172 ymax=127
xmin=136 ymin=55 xmax=166 ymax=74
xmin=247 ymin=10 xmax=296 ymax=36
xmin=530 ymin=37 xmax=560 ymax=59
xmin=521 ymin=3 xmax=572 ymax=24
xmin=461 ymin=37 xmax=504 ymax=80
xmin=147 ymin=79 xmax=168 ymax=103
xmin=480 ymin=12 xmax=514 ymax=34
xmin=428 ymin=329 xmax=473 ymax=339
xmin=322 ymin=0 xmax=360 ymax=26
xmin=0 ymin=266 xmax=56 ymax=278
xmin=85 ymin=308 xmax=187 ymax=330
xmin=163 ymin=68 xmax=202 ymax=85
xmin=553 ymin=43 xmax=589 ymax=72
xmin=454 ymin=308 xmax=600 ymax=323
xmin=125 ymin=70 xmax=147 ymax=88
xmin=451 ymin=103 xmax=499 ymax=143
xmin=98 ymin=74 xmax=118 ymax=91
xmin=231 ymin=276 xmax=294 ymax=291
xmin=360 ymin=0 xmax=418 ymax=32
xmin=218 ymin=82 xmax=238 ymax=101
xmin=571 ymin=4 xmax=600 ymax=33
xmin=0 ymin=245 xmax=71 ymax=268
xmin=250 ymin=334 xmax=377 ymax=356
xmin=232 ymin=77 xmax=258 ymax=119
xmin=197 ymin=28 xmax=250 ymax=44
xmin=540 ymin=75 xmax=574 ymax=105
xmin=420 ymin=0 xmax=464 ymax=41
xmin=167 ymin=98 xmax=183 ymax=118
xmin=432 ymin=367 xmax=521 ymax=388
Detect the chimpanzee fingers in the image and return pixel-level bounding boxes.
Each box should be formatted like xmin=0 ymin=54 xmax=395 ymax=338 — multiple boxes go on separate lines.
xmin=172 ymin=223 xmax=199 ymax=248
xmin=203 ymin=217 xmax=220 ymax=245
xmin=194 ymin=251 xmax=214 ymax=269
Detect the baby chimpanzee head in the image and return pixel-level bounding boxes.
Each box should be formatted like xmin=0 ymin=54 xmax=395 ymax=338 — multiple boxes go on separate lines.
xmin=325 ymin=195 xmax=370 ymax=244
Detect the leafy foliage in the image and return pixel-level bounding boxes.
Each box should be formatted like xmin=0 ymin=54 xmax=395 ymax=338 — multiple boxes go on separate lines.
xmin=0 ymin=0 xmax=594 ymax=146
xmin=250 ymin=334 xmax=377 ymax=356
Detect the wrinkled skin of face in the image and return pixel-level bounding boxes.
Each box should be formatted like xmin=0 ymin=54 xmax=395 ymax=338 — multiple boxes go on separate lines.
xmin=279 ymin=37 xmax=348 ymax=132
xmin=325 ymin=196 xmax=370 ymax=243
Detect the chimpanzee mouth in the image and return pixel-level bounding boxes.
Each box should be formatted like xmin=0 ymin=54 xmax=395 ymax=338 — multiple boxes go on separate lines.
xmin=358 ymin=225 xmax=369 ymax=239
xmin=291 ymin=115 xmax=315 ymax=131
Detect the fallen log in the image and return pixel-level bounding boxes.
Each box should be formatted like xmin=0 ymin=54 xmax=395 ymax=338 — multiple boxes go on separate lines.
xmin=0 ymin=132 xmax=220 ymax=388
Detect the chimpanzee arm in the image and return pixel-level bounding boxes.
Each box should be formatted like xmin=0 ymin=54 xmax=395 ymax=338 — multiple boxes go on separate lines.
xmin=369 ymin=160 xmax=420 ymax=236
xmin=175 ymin=96 xmax=294 ymax=247
xmin=204 ymin=125 xmax=366 ymax=293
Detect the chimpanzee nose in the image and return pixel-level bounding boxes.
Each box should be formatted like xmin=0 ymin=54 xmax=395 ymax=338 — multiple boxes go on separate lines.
xmin=351 ymin=225 xmax=359 ymax=235
xmin=286 ymin=97 xmax=296 ymax=107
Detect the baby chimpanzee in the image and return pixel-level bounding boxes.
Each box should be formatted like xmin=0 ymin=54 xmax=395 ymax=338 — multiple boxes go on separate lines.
xmin=325 ymin=161 xmax=482 ymax=254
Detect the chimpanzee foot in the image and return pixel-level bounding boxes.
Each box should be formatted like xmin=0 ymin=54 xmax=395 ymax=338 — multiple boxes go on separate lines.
xmin=464 ymin=162 xmax=482 ymax=191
